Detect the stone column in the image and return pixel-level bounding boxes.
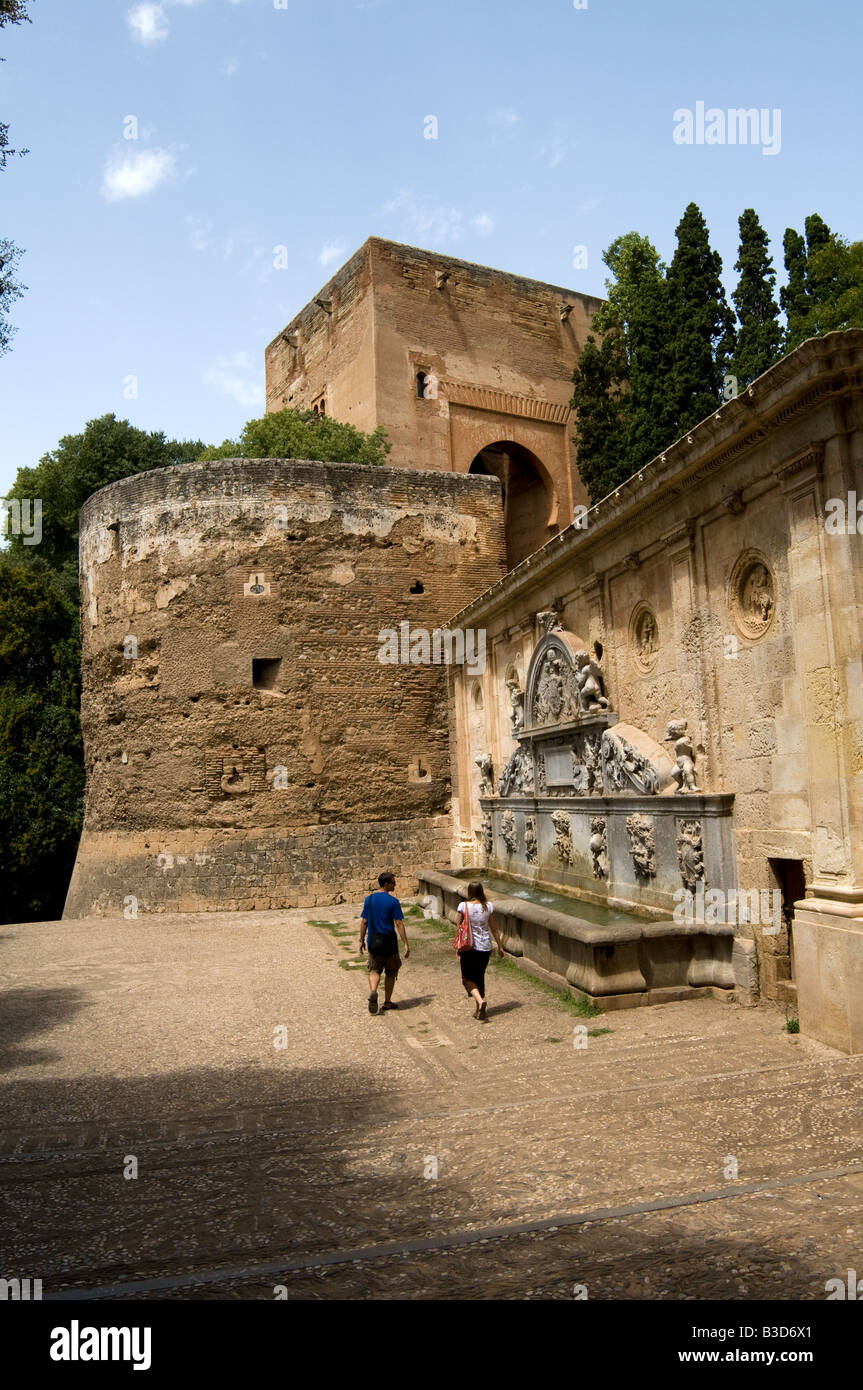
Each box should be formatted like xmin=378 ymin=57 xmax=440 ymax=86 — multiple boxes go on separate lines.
xmin=776 ymin=443 xmax=863 ymax=1052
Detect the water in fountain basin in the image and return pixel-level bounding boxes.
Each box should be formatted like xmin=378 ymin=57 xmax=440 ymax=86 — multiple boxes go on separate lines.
xmin=452 ymin=869 xmax=647 ymax=928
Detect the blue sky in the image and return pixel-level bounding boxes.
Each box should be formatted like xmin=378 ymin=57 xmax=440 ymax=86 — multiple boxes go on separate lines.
xmin=1 ymin=0 xmax=861 ymax=497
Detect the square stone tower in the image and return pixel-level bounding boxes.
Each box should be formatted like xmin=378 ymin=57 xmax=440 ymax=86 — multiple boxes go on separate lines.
xmin=265 ymin=238 xmax=603 ymax=566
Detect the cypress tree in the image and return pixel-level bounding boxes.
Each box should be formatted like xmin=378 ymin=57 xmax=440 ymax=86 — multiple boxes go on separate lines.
xmin=665 ymin=203 xmax=736 ymax=433
xmin=570 ymin=315 xmax=629 ymax=502
xmin=781 ymin=228 xmax=809 ymax=349
xmin=729 ymin=208 xmax=782 ymax=387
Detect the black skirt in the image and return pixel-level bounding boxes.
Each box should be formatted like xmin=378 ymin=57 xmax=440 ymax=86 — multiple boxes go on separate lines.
xmin=459 ymin=948 xmax=491 ymax=995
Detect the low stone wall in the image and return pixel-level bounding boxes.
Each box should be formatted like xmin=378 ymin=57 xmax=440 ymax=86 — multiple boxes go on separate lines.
xmin=65 ymin=820 xmax=451 ymax=918
xmin=418 ymin=868 xmax=755 ymax=1010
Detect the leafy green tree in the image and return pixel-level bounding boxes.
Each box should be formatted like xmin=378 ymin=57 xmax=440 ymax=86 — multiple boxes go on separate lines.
xmin=5 ymin=414 xmax=208 ymax=571
xmin=0 ymin=553 xmax=85 ymax=924
xmin=804 ymin=237 xmax=863 ymax=335
xmin=199 ymin=407 xmax=391 ymax=468
xmin=729 ymin=208 xmax=783 ymax=387
xmin=665 ymin=202 xmax=736 ymax=433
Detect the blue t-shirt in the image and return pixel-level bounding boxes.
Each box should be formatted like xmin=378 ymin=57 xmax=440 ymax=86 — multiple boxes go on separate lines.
xmin=362 ymin=891 xmax=403 ymax=946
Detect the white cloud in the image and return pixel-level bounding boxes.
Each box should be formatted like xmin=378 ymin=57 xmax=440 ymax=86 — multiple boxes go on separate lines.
xmin=491 ymin=107 xmax=519 ymax=130
xmin=382 ymin=191 xmax=466 ymax=243
xmin=221 ymin=57 xmax=238 ymax=77
xmin=472 ymin=212 xmax=495 ymax=236
xmin=127 ymin=1 xmax=244 ymax=47
xmin=319 ymin=239 xmax=347 ymax=268
xmin=102 ymin=147 xmax=176 ymax=201
xmin=204 ymin=352 xmax=264 ymax=408
xmin=127 ymin=3 xmax=169 ymax=44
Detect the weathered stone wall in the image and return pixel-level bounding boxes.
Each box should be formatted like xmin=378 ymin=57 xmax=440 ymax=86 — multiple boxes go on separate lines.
xmin=64 ymin=458 xmax=506 ymax=917
xmin=447 ymin=332 xmax=863 ymax=1029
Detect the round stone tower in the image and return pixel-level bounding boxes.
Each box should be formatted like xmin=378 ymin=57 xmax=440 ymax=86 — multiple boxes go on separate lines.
xmin=63 ymin=456 xmax=505 ymax=918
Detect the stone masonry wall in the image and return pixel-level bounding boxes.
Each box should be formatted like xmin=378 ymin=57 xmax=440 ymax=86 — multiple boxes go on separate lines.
xmin=64 ymin=458 xmax=506 ymax=917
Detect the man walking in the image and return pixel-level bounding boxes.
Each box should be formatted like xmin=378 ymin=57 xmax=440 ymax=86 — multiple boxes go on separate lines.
xmin=360 ymin=872 xmax=409 ymax=1014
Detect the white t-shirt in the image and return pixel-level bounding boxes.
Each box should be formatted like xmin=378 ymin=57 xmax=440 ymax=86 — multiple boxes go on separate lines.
xmin=458 ymin=901 xmax=494 ymax=951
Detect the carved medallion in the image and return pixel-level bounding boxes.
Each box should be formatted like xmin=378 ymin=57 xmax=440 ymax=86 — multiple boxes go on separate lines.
xmin=629 ymin=602 xmax=660 ymax=673
xmin=729 ymin=551 xmax=776 ymax=640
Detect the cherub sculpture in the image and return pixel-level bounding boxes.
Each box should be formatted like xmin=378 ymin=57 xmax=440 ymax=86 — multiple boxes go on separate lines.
xmin=574 ymin=650 xmax=608 ymax=714
xmin=664 ymin=719 xmax=698 ymax=793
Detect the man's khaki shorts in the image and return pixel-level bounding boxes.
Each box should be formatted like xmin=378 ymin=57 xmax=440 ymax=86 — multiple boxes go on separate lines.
xmin=369 ymin=950 xmax=401 ymax=978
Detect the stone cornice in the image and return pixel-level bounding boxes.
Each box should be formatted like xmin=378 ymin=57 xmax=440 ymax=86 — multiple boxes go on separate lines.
xmin=442 ymin=380 xmax=572 ymax=424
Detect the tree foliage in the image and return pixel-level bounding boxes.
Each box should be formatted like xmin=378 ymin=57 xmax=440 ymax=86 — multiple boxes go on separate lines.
xmin=0 ymin=553 xmax=84 ymax=924
xmin=199 ymin=407 xmax=392 ymax=468
xmin=0 ymin=0 xmax=31 ymax=352
xmin=665 ymin=202 xmax=736 ymax=434
xmin=5 ymin=414 xmax=208 ymax=570
xmin=729 ymin=208 xmax=783 ymax=388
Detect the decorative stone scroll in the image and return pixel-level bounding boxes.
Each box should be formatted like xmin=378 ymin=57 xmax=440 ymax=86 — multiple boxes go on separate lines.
xmin=601 ymin=725 xmax=673 ymax=796
xmin=677 ymin=819 xmax=705 ymax=893
xmin=525 ymin=816 xmax=538 ymax=864
xmin=500 ymin=810 xmax=517 ymax=854
xmin=626 ymin=813 xmax=656 ymax=879
xmin=589 ymin=816 xmax=608 ymax=879
xmin=551 ymin=810 xmax=574 ymax=865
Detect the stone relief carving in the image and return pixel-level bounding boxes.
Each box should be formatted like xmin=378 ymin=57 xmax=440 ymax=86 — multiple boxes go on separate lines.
xmin=475 ymin=752 xmax=494 ymax=796
xmin=573 ymin=650 xmax=609 ymax=713
xmin=536 ymin=609 xmax=563 ymax=637
xmin=500 ymin=810 xmax=517 ymax=854
xmin=534 ymin=650 xmax=567 ymax=724
xmin=506 ymin=675 xmax=525 ymax=734
xmin=626 ymin=813 xmax=656 ymax=878
xmin=525 ymin=816 xmax=538 ymax=864
xmin=664 ymin=719 xmax=698 ymax=794
xmin=551 ymin=809 xmax=574 ymax=865
xmin=572 ymin=731 xmax=603 ymax=795
xmin=630 ymin=603 xmax=659 ymax=673
xmin=602 ymin=728 xmax=666 ymax=795
xmin=536 ymin=752 xmax=546 ymax=794
xmin=530 ymin=641 xmax=609 ymax=727
xmin=498 ymin=745 xmax=533 ymax=797
xmin=729 ymin=552 xmax=776 ymax=639
xmin=481 ymin=813 xmax=493 ymax=857
xmin=677 ymin=819 xmax=705 ymax=893
xmin=589 ymin=816 xmax=608 ymax=879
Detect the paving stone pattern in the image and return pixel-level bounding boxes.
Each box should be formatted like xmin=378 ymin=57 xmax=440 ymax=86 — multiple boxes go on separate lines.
xmin=1 ymin=907 xmax=861 ymax=1300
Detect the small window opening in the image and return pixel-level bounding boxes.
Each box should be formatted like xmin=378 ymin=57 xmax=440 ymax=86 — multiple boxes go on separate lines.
xmin=409 ymin=579 xmax=424 ymax=595
xmin=253 ymin=658 xmax=282 ymax=691
xmin=416 ymin=370 xmax=430 ymax=399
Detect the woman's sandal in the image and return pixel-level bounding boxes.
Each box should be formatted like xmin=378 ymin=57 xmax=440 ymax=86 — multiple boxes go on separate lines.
xmin=479 ymin=999 xmax=488 ymax=1021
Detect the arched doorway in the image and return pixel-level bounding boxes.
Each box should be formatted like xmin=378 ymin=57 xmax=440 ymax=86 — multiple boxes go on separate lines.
xmin=469 ymin=441 xmax=556 ymax=567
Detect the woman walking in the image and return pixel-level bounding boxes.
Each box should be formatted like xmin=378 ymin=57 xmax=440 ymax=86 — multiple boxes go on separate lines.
xmin=455 ymin=882 xmax=504 ymax=1021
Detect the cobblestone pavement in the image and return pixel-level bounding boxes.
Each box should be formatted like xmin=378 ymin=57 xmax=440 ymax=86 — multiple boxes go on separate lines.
xmin=1 ymin=905 xmax=861 ymax=1301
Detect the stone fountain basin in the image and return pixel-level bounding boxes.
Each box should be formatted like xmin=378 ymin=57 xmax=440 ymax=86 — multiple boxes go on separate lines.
xmin=417 ymin=868 xmax=745 ymax=1010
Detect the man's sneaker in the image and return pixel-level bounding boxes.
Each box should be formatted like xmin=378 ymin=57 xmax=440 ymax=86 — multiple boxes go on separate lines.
xmin=368 ymin=990 xmax=378 ymax=1015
